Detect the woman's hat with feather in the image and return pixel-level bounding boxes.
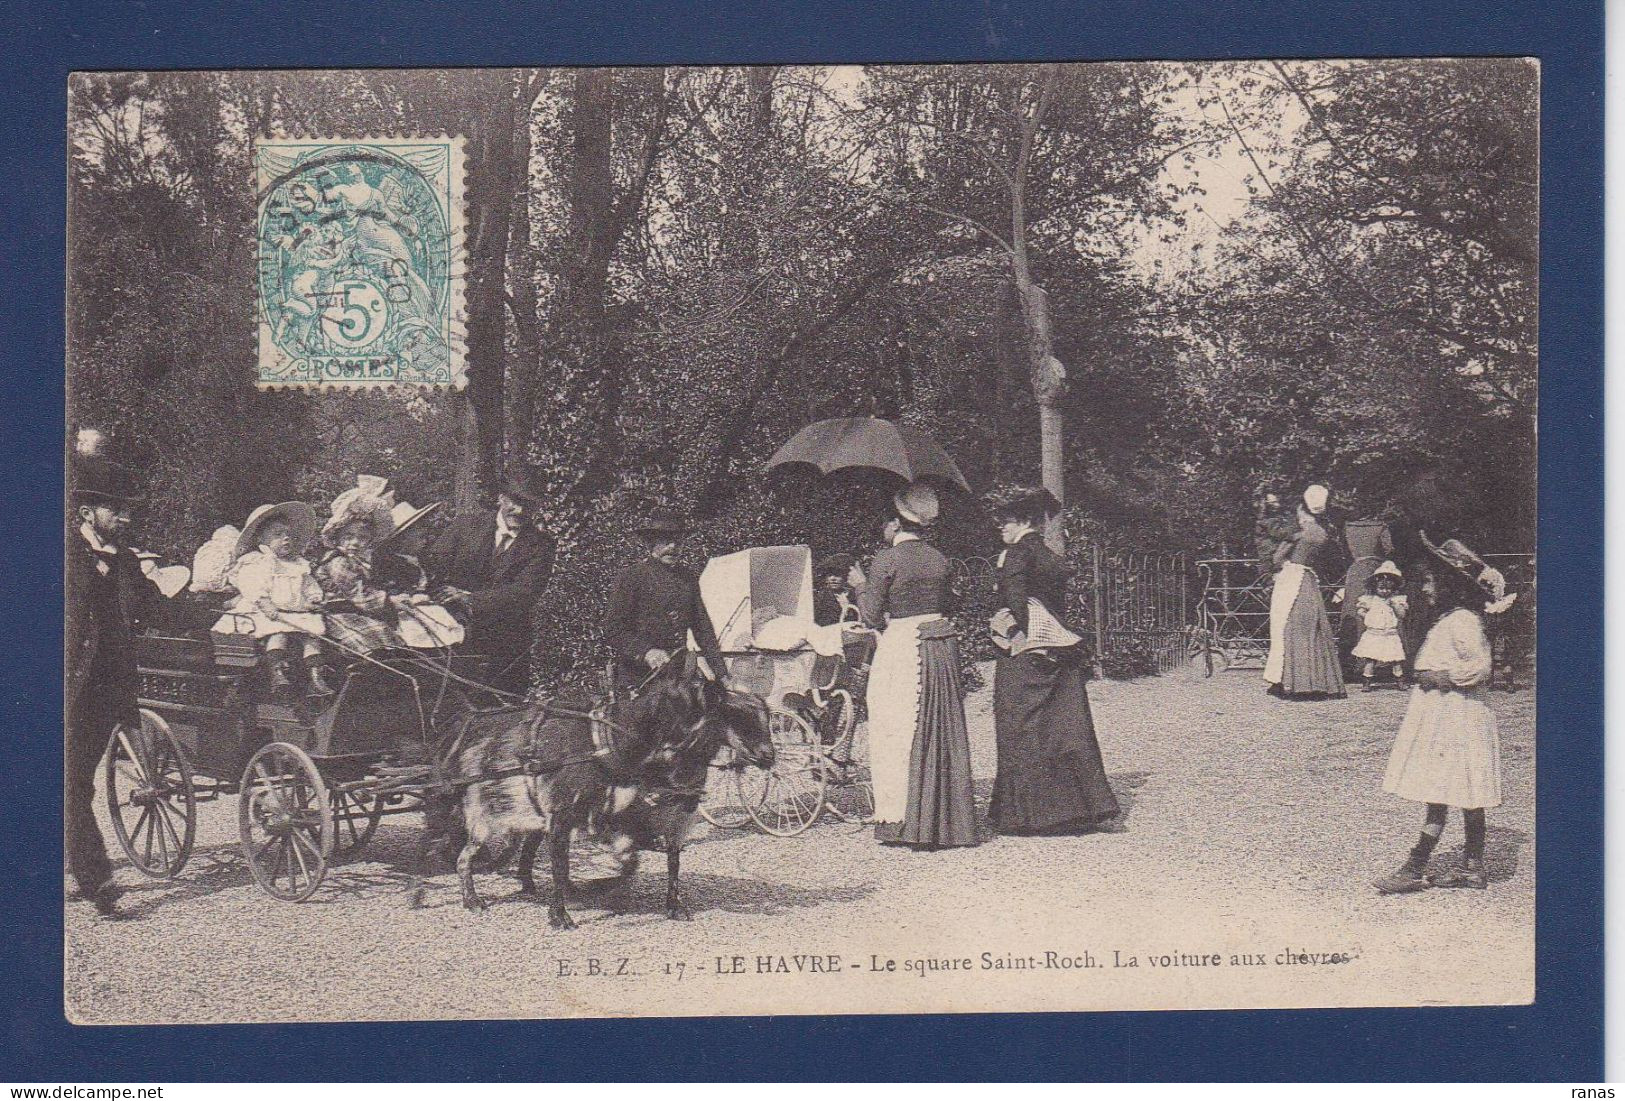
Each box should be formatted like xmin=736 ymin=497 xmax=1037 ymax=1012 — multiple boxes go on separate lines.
xmin=1421 ymin=530 xmax=1512 ymax=607
xmin=322 ymin=475 xmax=398 ymax=548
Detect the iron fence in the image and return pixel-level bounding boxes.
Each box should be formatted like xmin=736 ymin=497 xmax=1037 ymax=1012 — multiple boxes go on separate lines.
xmin=950 ymin=544 xmax=1191 ymax=677
xmin=1193 ymin=552 xmax=1535 ymax=678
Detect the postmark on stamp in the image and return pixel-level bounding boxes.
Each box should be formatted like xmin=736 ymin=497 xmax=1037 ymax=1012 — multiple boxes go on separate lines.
xmin=254 ymin=137 xmax=466 ymax=388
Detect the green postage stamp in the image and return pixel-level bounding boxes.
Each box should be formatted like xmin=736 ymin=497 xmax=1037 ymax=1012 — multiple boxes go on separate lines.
xmin=255 ymin=137 xmax=466 ymax=388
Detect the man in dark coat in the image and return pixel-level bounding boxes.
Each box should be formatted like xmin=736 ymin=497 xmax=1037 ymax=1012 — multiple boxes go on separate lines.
xmin=602 ymin=509 xmax=728 ymax=692
xmin=422 ymin=472 xmax=556 ymax=693
xmin=66 ymin=455 xmax=168 ymax=918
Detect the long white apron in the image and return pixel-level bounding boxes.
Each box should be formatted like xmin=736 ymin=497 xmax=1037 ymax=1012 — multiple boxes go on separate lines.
xmin=866 ymin=613 xmax=931 ymax=823
xmin=1262 ymin=561 xmax=1306 ymax=685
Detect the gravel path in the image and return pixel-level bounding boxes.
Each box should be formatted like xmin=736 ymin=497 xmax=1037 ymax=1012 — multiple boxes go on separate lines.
xmin=66 ymin=667 xmax=1534 ymax=1023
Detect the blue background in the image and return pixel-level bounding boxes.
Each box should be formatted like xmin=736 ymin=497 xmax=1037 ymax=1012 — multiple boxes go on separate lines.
xmin=0 ymin=0 xmax=1602 ymax=1082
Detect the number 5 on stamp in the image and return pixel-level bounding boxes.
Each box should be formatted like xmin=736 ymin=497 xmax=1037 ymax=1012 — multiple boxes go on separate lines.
xmin=254 ymin=136 xmax=466 ymax=389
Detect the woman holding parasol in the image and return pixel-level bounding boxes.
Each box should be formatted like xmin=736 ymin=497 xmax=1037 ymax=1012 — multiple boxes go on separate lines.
xmin=767 ymin=418 xmax=978 ymax=849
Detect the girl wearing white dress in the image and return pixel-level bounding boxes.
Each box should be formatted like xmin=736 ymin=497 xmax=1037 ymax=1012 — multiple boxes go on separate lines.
xmin=1353 ymin=560 xmax=1409 ymax=688
xmin=212 ymin=501 xmax=332 ymax=697
xmin=1375 ymin=536 xmax=1512 ymax=893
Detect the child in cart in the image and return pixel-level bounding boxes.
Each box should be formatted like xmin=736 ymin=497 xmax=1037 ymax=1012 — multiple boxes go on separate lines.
xmin=315 ymin=476 xmax=404 ymax=656
xmin=212 ymin=501 xmax=334 ymax=697
xmin=374 ymin=499 xmax=466 ymax=649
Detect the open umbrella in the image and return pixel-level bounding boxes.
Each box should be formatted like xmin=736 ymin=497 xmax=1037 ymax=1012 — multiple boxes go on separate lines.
xmin=765 ymin=417 xmax=971 ymax=492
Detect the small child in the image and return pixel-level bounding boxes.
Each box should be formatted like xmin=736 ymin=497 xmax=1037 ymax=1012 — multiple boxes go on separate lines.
xmin=190 ymin=524 xmax=241 ymax=594
xmin=1374 ymin=536 xmax=1511 ymax=894
xmin=315 ymin=476 xmax=402 ymax=656
xmin=1254 ymin=491 xmax=1298 ymax=579
xmin=1353 ymin=560 xmax=1408 ymax=688
xmin=212 ymin=502 xmax=332 ymax=696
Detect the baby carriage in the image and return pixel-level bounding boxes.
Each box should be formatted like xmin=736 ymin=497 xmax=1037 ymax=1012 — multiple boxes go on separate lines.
xmin=694 ymin=545 xmax=873 ymax=836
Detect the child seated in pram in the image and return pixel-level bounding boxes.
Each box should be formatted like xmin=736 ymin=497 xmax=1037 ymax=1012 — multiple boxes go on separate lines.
xmin=211 ymin=501 xmax=334 ymax=697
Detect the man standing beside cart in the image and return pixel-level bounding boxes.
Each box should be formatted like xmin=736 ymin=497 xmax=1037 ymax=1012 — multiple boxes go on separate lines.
xmin=65 ymin=449 xmax=170 ymax=919
xmin=422 ymin=470 xmax=556 ymax=694
xmin=603 ymin=509 xmax=730 ymax=692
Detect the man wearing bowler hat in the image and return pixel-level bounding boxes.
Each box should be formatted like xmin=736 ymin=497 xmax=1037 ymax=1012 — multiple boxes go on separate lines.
xmin=603 ymin=509 xmax=728 ymax=691
xmin=422 ymin=470 xmax=557 ymax=693
xmin=66 ymin=452 xmax=170 ymax=918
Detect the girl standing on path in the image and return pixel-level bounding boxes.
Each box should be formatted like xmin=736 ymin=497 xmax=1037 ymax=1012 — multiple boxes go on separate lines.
xmin=1263 ymin=484 xmax=1348 ymax=699
xmin=986 ymin=486 xmax=1119 ymax=835
xmin=1353 ymin=561 xmax=1409 ymax=688
xmin=1374 ymin=536 xmax=1511 ymax=893
xmin=860 ymin=482 xmax=978 ymax=850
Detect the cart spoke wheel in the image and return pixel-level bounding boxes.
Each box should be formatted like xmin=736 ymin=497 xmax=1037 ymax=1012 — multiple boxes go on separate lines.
xmin=329 ymin=789 xmax=384 ymax=857
xmin=698 ymin=747 xmax=761 ymax=830
xmin=105 ymin=710 xmax=196 ymax=878
xmin=239 ymin=742 xmax=331 ymax=902
xmin=743 ymin=709 xmax=829 ymax=837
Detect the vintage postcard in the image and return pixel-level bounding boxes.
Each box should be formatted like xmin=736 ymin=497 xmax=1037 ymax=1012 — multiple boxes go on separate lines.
xmin=64 ymin=61 xmax=1536 ymax=1024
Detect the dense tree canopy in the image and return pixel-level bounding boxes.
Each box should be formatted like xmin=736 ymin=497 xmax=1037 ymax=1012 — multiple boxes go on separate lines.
xmin=68 ymin=61 xmax=1539 ymax=684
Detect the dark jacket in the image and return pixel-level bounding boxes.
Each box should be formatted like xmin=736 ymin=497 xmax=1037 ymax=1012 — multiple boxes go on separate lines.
xmin=859 ymin=538 xmax=952 ymax=628
xmin=66 ymin=530 xmax=168 ymax=713
xmin=997 ymin=532 xmax=1071 ymax=636
xmin=603 ymin=557 xmax=726 ymax=677
xmin=421 ymin=509 xmax=556 ymax=655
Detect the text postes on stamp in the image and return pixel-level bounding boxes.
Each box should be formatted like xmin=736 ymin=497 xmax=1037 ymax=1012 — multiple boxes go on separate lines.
xmin=255 ymin=137 xmax=466 ymax=389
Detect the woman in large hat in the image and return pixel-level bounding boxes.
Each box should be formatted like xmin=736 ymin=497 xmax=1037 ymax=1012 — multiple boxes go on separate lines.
xmin=1262 ymin=484 xmax=1347 ymax=699
xmin=985 ymin=486 xmax=1119 ymax=835
xmin=858 ymin=482 xmax=978 ymax=849
xmin=1374 ymin=534 xmax=1512 ymax=893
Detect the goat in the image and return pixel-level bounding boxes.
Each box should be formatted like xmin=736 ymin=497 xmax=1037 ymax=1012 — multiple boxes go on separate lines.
xmin=415 ymin=657 xmax=772 ymax=928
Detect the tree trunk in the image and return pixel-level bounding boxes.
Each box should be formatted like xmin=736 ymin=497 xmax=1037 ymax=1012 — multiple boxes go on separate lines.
xmin=1009 ymin=66 xmax=1066 ymax=553
xmin=455 ymin=70 xmax=525 ymax=512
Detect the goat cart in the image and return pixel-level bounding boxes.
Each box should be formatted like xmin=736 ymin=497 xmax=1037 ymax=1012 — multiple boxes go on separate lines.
xmin=115 ymin=626 xmax=507 ymax=902
xmin=695 ymin=544 xmax=874 ymax=837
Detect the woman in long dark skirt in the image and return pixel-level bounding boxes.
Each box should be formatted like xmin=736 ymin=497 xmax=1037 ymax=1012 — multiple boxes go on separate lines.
xmin=1264 ymin=485 xmax=1347 ymax=699
xmin=985 ymin=488 xmax=1119 ymax=835
xmin=860 ymin=482 xmax=979 ymax=850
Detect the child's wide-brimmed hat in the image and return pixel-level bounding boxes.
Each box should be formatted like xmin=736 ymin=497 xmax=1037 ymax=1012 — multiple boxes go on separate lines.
xmin=322 ymin=475 xmax=397 ymax=547
xmin=381 ymin=500 xmax=441 ymax=546
xmin=1421 ymin=531 xmax=1508 ymax=601
xmin=236 ymin=502 xmax=317 ymax=560
xmin=1370 ymin=560 xmax=1403 ymax=584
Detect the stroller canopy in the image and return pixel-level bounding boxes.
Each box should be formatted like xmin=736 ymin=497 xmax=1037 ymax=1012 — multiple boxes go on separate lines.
xmin=697 ymin=545 xmax=814 ymax=652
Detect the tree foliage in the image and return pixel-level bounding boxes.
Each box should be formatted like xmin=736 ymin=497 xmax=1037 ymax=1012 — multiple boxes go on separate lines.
xmin=67 ymin=61 xmax=1539 ymax=685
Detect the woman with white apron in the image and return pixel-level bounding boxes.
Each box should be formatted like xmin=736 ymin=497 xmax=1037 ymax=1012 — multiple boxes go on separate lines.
xmin=1263 ymin=484 xmax=1347 ymax=698
xmin=859 ymin=483 xmax=978 ymax=849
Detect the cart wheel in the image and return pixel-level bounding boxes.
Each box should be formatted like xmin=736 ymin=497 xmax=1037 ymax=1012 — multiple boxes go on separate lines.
xmin=104 ymin=710 xmax=196 ymax=879
xmin=824 ymin=762 xmax=874 ymax=824
xmin=743 ymin=708 xmax=829 ymax=837
xmin=329 ymin=789 xmax=383 ymax=857
xmin=239 ymin=742 xmax=332 ymax=902
xmin=698 ymin=747 xmax=758 ymax=829
xmin=823 ymin=697 xmax=874 ymax=824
